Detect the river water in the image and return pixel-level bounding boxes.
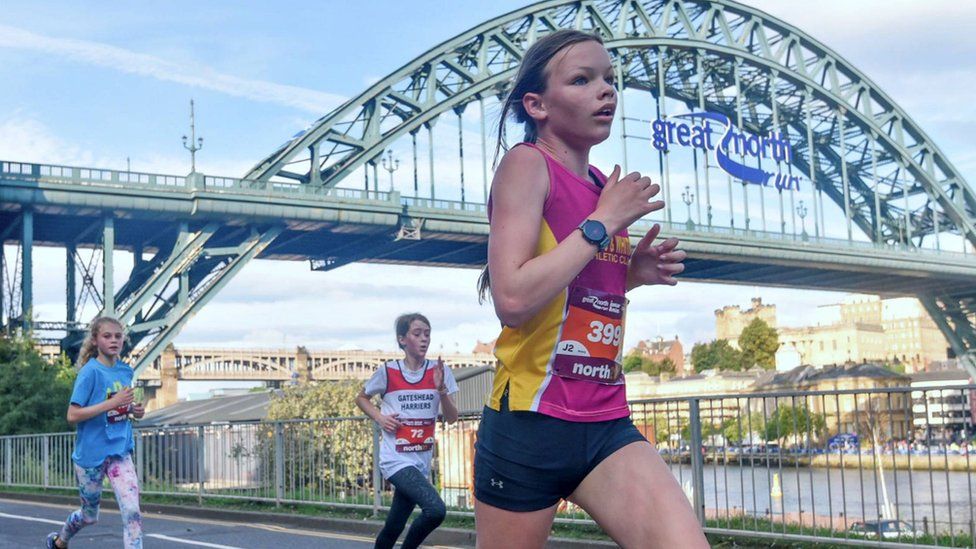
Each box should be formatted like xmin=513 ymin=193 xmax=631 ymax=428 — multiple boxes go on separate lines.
xmin=667 ymin=462 xmax=975 ymax=535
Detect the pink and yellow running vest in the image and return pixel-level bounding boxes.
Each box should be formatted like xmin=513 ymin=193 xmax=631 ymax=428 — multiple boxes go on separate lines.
xmin=487 ymin=143 xmax=632 ymax=422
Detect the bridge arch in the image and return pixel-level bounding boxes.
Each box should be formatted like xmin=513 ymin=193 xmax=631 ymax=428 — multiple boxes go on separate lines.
xmin=246 ymin=0 xmax=974 ymax=255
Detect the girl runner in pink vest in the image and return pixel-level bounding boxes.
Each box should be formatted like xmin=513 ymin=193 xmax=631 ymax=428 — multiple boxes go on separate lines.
xmin=356 ymin=313 xmax=459 ymax=549
xmin=473 ymin=30 xmax=708 ymax=548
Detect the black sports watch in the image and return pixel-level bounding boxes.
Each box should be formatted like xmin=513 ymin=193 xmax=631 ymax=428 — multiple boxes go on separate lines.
xmin=577 ymin=219 xmax=611 ymax=251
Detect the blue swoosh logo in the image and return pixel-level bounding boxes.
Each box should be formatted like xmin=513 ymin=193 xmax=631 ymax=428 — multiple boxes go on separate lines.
xmin=674 ymin=112 xmax=774 ymax=186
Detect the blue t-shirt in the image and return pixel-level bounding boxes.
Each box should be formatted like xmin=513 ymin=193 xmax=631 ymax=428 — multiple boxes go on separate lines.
xmin=70 ymin=358 xmax=135 ymax=467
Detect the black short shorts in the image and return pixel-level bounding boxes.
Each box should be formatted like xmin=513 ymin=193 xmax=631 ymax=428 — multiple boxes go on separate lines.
xmin=473 ymin=392 xmax=647 ymax=512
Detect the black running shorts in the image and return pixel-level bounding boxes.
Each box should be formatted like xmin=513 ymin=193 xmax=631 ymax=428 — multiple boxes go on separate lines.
xmin=473 ymin=392 xmax=647 ymax=512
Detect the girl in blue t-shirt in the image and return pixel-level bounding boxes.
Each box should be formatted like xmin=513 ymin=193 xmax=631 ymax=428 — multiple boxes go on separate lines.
xmin=47 ymin=316 xmax=145 ymax=549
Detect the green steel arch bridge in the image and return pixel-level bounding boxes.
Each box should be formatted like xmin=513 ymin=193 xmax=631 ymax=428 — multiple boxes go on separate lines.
xmin=2 ymin=0 xmax=975 ymax=378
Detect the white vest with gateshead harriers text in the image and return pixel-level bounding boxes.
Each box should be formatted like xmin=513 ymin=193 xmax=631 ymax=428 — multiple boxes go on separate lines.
xmin=363 ymin=359 xmax=458 ymax=479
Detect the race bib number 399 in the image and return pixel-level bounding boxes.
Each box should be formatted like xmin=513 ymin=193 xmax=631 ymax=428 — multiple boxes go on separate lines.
xmin=551 ymin=286 xmax=626 ymax=384
xmin=395 ymin=418 xmax=435 ymax=453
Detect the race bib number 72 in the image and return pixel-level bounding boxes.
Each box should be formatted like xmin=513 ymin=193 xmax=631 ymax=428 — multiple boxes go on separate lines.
xmin=395 ymin=418 xmax=435 ymax=453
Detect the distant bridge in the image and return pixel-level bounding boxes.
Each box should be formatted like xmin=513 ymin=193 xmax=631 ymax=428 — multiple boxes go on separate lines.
xmin=136 ymin=345 xmax=497 ymax=410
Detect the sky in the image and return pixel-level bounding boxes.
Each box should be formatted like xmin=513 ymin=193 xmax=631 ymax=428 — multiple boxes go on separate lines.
xmin=2 ymin=1 xmax=975 ymax=393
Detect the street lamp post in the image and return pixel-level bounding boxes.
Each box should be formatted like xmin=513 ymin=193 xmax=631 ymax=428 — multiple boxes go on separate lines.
xmin=381 ymin=149 xmax=400 ymax=193
xmin=182 ymin=99 xmax=204 ymax=174
xmin=682 ymin=185 xmax=696 ymax=230
xmin=796 ymin=200 xmax=809 ymax=242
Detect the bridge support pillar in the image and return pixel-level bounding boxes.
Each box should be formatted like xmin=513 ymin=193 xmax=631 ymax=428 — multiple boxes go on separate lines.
xmin=157 ymin=344 xmax=179 ymax=409
xmin=21 ymin=208 xmax=33 ymax=327
xmin=295 ymin=346 xmax=311 ymax=383
xmin=102 ymin=216 xmax=115 ymax=315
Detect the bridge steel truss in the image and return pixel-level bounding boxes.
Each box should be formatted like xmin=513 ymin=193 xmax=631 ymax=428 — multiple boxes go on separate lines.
xmin=2 ymin=0 xmax=975 ymax=377
xmin=245 ymin=0 xmax=976 ymax=373
xmin=0 ymin=165 xmax=283 ymax=373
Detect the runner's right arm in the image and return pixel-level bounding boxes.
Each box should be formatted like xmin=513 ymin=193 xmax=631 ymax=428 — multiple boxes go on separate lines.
xmin=355 ymin=391 xmax=401 ymax=433
xmin=67 ymin=389 xmax=133 ymax=425
xmin=488 ymin=148 xmax=658 ymax=327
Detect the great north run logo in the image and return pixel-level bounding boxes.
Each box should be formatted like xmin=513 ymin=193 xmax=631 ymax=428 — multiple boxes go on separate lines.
xmin=651 ymin=112 xmax=802 ymax=192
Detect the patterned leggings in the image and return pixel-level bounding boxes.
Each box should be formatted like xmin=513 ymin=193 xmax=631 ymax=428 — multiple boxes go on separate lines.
xmin=59 ymin=454 xmax=143 ymax=548
xmin=374 ymin=466 xmax=447 ymax=549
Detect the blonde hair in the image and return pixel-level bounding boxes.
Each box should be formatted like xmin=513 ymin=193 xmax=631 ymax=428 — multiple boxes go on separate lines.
xmin=77 ymin=316 xmax=125 ymax=367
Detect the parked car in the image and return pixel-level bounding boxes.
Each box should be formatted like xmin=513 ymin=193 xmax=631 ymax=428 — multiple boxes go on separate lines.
xmin=849 ymin=519 xmax=922 ymax=539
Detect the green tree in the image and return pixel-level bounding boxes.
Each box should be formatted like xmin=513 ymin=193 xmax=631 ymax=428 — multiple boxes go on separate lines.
xmin=266 ymin=380 xmax=363 ymax=420
xmin=623 ymin=353 xmax=644 ymax=373
xmin=763 ymin=404 xmax=827 ymax=447
xmin=650 ymin=413 xmax=686 ymax=445
xmin=642 ymin=357 xmax=676 ymax=376
xmin=738 ymin=318 xmax=779 ymax=370
xmin=0 ymin=332 xmax=76 ymax=435
xmin=265 ymin=381 xmax=373 ymax=498
xmin=720 ymin=411 xmax=765 ymax=445
xmin=880 ymin=360 xmax=906 ymax=374
xmin=691 ymin=339 xmax=747 ymax=372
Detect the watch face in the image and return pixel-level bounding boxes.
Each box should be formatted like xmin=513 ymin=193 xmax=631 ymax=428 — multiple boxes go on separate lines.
xmin=582 ymin=220 xmax=606 ymax=241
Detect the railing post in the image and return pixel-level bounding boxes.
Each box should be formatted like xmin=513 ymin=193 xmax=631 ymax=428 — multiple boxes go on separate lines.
xmin=688 ymin=398 xmax=706 ymax=526
xmin=42 ymin=435 xmax=50 ymax=488
xmin=274 ymin=422 xmax=284 ymax=507
xmin=4 ymin=438 xmax=10 ymax=485
xmin=135 ymin=429 xmax=144 ymax=487
xmin=197 ymin=425 xmax=205 ymax=505
xmin=372 ymin=422 xmax=382 ymax=517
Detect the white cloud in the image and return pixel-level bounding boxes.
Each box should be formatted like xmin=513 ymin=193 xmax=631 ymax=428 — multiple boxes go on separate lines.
xmin=0 ymin=113 xmax=260 ymax=177
xmin=0 ymin=24 xmax=346 ymax=114
xmin=0 ymin=115 xmax=99 ymax=166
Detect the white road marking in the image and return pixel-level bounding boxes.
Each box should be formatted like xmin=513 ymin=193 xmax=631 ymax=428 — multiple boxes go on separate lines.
xmin=146 ymin=533 xmax=244 ymax=548
xmin=0 ymin=499 xmax=468 ymax=548
xmin=248 ymin=522 xmax=374 ymax=541
xmin=0 ymin=511 xmax=64 ymax=525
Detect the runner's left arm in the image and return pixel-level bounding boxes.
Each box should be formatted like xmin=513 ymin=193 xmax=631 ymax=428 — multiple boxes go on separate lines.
xmin=438 ymin=366 xmax=459 ymax=424
xmin=439 ymin=392 xmax=458 ymax=424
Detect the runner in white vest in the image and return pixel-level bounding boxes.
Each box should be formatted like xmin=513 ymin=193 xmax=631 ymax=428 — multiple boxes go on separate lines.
xmin=356 ymin=313 xmax=458 ymax=549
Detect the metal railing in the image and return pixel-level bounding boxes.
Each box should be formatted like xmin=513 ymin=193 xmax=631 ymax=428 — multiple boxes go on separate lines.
xmin=2 ymin=385 xmax=974 ymax=546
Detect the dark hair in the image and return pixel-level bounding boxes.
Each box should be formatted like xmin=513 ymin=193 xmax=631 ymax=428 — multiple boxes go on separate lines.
xmin=395 ymin=313 xmax=431 ymax=349
xmin=478 ymin=30 xmax=605 ymax=303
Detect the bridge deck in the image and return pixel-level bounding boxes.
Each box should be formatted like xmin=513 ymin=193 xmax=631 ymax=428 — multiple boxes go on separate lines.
xmin=3 ymin=164 xmax=975 ymax=297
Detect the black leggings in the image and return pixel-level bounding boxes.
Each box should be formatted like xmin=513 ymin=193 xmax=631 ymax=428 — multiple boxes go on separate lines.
xmin=375 ymin=466 xmax=447 ymax=549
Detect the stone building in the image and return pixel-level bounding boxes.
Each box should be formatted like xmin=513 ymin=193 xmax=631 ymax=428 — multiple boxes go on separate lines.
xmin=753 ymin=363 xmax=912 ymax=439
xmin=777 ymin=296 xmax=948 ymax=373
xmin=714 ymin=297 xmax=777 ymax=348
xmin=630 ymin=335 xmax=685 ymax=376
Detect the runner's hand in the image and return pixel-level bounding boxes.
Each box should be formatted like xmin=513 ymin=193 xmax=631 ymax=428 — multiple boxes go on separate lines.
xmin=130 ymin=403 xmax=146 ymax=419
xmin=628 ymin=223 xmax=686 ymax=287
xmin=434 ymin=357 xmax=447 ymax=393
xmin=107 ymin=388 xmax=134 ymax=408
xmin=592 ymin=165 xmax=664 ymax=234
xmin=378 ymin=413 xmax=402 ymax=433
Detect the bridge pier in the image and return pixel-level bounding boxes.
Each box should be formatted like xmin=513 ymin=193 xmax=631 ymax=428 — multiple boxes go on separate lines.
xmin=295 ymin=346 xmax=311 ymax=383
xmin=149 ymin=344 xmax=179 ymax=411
